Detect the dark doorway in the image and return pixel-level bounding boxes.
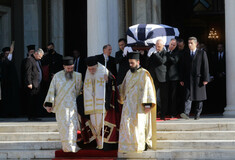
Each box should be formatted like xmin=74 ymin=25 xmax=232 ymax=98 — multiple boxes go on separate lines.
xmin=161 ymin=0 xmax=226 ymax=114
xmin=161 ymin=0 xmax=225 ymax=52
xmin=64 ymin=0 xmax=87 ymax=58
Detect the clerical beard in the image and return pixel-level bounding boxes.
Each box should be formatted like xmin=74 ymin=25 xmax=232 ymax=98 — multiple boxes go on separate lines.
xmin=130 ymin=66 xmax=138 ymax=73
xmin=65 ymin=71 xmax=73 ymax=80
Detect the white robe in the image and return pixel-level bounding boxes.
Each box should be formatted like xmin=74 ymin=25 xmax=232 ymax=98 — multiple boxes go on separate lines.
xmin=44 ymin=70 xmax=82 ymax=152
xmin=118 ymin=68 xmax=157 ymax=153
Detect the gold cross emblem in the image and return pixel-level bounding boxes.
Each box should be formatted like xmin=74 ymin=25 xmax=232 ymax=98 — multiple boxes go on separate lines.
xmin=104 ymin=126 xmax=111 ymax=138
xmin=85 ymin=79 xmax=91 ymax=88
xmin=97 ymin=78 xmax=104 ymax=86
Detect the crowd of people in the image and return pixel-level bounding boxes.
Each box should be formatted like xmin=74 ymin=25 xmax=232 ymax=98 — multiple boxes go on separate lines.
xmin=0 ymin=36 xmax=226 ymax=153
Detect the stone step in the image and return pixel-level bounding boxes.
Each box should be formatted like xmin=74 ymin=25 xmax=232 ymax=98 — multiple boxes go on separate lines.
xmin=157 ymin=131 xmax=235 ymax=140
xmin=0 ymin=149 xmax=56 ymax=159
xmin=118 ymin=149 xmax=235 ymax=160
xmin=156 ymin=140 xmax=235 ymax=149
xmin=0 ymin=132 xmax=60 ymax=141
xmin=0 ymin=122 xmax=58 ymax=132
xmin=0 ymin=141 xmax=61 ymax=150
xmin=157 ymin=122 xmax=235 ymax=131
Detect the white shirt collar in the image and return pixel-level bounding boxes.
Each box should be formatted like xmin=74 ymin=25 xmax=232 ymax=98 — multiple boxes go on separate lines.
xmin=190 ymin=48 xmax=197 ymax=55
xmin=103 ymin=53 xmax=109 ymax=61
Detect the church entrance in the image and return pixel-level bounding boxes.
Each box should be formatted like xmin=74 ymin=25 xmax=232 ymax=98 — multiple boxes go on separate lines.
xmin=161 ymin=0 xmax=226 ymax=114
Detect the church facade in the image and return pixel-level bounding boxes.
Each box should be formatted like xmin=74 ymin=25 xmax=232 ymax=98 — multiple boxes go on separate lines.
xmin=0 ymin=0 xmax=234 ymax=117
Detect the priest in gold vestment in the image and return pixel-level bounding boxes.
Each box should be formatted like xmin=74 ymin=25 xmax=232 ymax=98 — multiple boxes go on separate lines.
xmin=44 ymin=56 xmax=82 ymax=152
xmin=118 ymin=52 xmax=157 ymax=153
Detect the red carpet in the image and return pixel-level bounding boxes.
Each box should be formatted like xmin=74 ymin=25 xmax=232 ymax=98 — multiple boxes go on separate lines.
xmin=53 ymin=159 xmax=115 ymax=160
xmin=54 ymin=117 xmax=178 ymax=159
xmin=156 ymin=116 xmax=179 ymax=121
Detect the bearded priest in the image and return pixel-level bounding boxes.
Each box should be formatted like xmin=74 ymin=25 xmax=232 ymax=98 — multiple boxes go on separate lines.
xmin=79 ymin=56 xmax=121 ymax=150
xmin=118 ymin=51 xmax=157 ymax=153
xmin=44 ymin=56 xmax=83 ymax=152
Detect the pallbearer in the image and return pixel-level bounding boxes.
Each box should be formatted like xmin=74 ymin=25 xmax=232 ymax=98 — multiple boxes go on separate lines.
xmin=118 ymin=52 xmax=157 ymax=153
xmin=44 ymin=56 xmax=82 ymax=152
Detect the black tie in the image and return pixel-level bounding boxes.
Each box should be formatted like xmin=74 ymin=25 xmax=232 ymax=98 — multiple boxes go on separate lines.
xmin=191 ymin=51 xmax=194 ymax=58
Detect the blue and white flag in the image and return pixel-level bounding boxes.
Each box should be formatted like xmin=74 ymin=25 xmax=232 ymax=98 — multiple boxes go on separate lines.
xmin=127 ymin=24 xmax=180 ymax=47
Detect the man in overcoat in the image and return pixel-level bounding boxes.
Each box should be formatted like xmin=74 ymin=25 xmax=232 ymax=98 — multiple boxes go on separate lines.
xmin=180 ymin=37 xmax=209 ymax=120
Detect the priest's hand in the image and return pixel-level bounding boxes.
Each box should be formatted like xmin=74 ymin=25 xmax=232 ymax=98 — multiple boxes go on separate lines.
xmin=45 ymin=107 xmax=52 ymax=113
xmin=145 ymin=108 xmax=151 ymax=114
xmin=104 ymin=74 xmax=108 ymax=82
xmin=28 ymin=84 xmax=33 ymax=89
xmin=10 ymin=41 xmax=15 ymax=54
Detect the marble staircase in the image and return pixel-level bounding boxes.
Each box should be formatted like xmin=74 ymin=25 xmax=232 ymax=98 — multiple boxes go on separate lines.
xmin=0 ymin=119 xmax=61 ymax=159
xmin=1 ymin=117 xmax=235 ymax=159
xmin=118 ymin=117 xmax=235 ymax=160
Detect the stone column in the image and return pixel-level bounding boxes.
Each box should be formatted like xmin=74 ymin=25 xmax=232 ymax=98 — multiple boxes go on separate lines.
xmin=23 ymin=0 xmax=41 ymax=57
xmin=0 ymin=5 xmax=11 ymax=50
xmin=87 ymin=0 xmax=108 ymax=57
xmin=107 ymin=0 xmax=119 ymax=56
xmin=51 ymin=0 xmax=64 ymax=55
xmin=223 ymin=0 xmax=235 ymax=117
xmin=132 ymin=0 xmax=161 ymax=24
xmin=151 ymin=0 xmax=161 ymax=24
xmin=87 ymin=0 xmax=119 ymax=57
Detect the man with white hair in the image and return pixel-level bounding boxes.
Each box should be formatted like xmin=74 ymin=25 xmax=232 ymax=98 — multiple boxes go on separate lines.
xmin=80 ymin=56 xmax=121 ymax=150
xmin=148 ymin=39 xmax=168 ymax=120
xmin=25 ymin=48 xmax=44 ymax=121
xmin=44 ymin=56 xmax=82 ymax=152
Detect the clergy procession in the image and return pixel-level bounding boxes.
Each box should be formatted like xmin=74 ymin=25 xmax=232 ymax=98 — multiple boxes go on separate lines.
xmin=1 ymin=23 xmax=219 ymax=155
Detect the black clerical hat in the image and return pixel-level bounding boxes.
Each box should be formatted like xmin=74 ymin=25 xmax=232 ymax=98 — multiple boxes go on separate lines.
xmin=86 ymin=56 xmax=98 ymax=66
xmin=47 ymin=42 xmax=54 ymax=46
xmin=63 ymin=56 xmax=74 ymax=66
xmin=27 ymin=45 xmax=35 ymax=52
xmin=128 ymin=51 xmax=140 ymax=60
xmin=2 ymin=47 xmax=10 ymax=53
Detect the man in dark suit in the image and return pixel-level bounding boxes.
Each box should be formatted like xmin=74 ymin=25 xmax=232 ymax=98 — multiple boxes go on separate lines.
xmin=96 ymin=44 xmax=117 ymax=77
xmin=21 ymin=45 xmax=35 ymax=116
xmin=180 ymin=37 xmax=209 ymax=120
xmin=166 ymin=39 xmax=180 ymax=117
xmin=212 ymin=43 xmax=226 ymax=113
xmin=72 ymin=49 xmax=86 ymax=80
xmin=115 ymin=38 xmax=129 ymax=85
xmin=148 ymin=39 xmax=168 ymax=120
xmin=41 ymin=42 xmax=63 ymax=83
xmin=25 ymin=49 xmax=44 ymax=121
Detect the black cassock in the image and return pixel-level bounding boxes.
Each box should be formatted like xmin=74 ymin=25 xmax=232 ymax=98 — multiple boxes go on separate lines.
xmin=1 ymin=57 xmax=20 ymax=117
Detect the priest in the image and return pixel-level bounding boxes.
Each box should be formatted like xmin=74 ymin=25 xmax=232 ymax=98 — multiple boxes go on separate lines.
xmin=79 ymin=56 xmax=121 ymax=150
xmin=118 ymin=51 xmax=157 ymax=153
xmin=44 ymin=56 xmax=82 ymax=153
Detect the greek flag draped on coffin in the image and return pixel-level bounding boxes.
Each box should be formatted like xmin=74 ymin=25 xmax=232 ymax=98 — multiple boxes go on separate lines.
xmin=127 ymin=24 xmax=180 ymax=47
